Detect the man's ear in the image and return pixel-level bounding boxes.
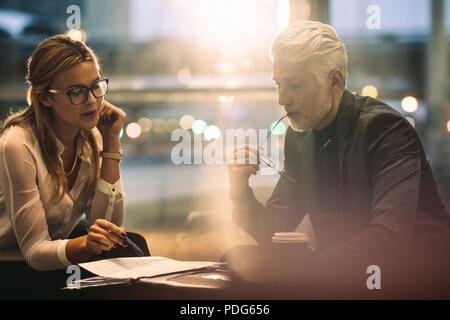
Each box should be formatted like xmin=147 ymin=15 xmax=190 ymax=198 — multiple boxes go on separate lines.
xmin=39 ymin=94 xmax=53 ymax=108
xmin=329 ymin=68 xmax=343 ymax=90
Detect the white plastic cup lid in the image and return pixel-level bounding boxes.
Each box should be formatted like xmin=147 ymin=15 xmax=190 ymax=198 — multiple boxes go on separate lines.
xmin=272 ymin=232 xmax=310 ymax=243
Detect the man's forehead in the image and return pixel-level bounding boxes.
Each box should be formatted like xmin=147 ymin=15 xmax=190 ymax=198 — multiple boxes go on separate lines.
xmin=272 ymin=59 xmax=312 ymax=81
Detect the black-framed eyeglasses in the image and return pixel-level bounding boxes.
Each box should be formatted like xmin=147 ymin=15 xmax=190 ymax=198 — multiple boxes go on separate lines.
xmin=48 ymin=78 xmax=109 ymax=105
xmin=258 ymin=114 xmax=298 ymax=184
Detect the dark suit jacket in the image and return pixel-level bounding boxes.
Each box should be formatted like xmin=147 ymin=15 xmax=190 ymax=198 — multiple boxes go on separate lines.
xmin=231 ymin=90 xmax=450 ymax=273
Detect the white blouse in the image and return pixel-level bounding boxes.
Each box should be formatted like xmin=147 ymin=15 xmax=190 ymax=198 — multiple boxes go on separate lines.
xmin=0 ymin=125 xmax=125 ymax=271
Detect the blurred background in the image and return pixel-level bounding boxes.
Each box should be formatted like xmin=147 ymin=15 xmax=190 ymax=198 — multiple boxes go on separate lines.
xmin=0 ymin=0 xmax=449 ymax=261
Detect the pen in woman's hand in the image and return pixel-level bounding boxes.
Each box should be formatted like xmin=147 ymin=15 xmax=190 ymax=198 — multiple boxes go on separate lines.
xmin=124 ymin=235 xmax=145 ymax=257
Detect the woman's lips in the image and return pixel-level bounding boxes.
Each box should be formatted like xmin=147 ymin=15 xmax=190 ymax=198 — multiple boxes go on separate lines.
xmin=80 ymin=109 xmax=99 ymax=121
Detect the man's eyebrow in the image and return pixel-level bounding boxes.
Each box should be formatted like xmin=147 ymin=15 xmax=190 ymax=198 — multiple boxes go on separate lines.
xmin=65 ymin=77 xmax=101 ymax=89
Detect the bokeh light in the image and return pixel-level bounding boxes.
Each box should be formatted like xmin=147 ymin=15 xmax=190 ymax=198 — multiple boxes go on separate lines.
xmin=217 ymin=61 xmax=234 ymax=73
xmin=177 ymin=67 xmax=192 ymax=84
xmin=165 ymin=118 xmax=179 ymax=133
xmin=152 ymin=118 xmax=166 ymax=133
xmin=447 ymin=120 xmax=450 ymax=133
xmin=361 ymin=85 xmax=378 ymax=98
xmin=137 ymin=117 xmax=152 ymax=133
xmin=203 ymin=125 xmax=222 ymax=141
xmin=218 ymin=95 xmax=235 ymax=103
xmin=65 ymin=29 xmax=87 ymax=42
xmin=401 ymin=96 xmax=418 ymax=113
xmin=179 ymin=115 xmax=195 ymax=130
xmin=192 ymin=119 xmax=207 ymax=135
xmin=270 ymin=121 xmax=287 ymax=135
xmin=126 ymin=122 xmax=142 ymax=139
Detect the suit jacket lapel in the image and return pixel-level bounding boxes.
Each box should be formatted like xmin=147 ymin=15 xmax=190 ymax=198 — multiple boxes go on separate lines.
xmin=336 ymin=90 xmax=358 ymax=191
xmin=302 ymin=131 xmax=321 ymax=214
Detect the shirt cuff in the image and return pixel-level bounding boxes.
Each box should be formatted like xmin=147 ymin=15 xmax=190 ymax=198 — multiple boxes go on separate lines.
xmin=96 ymin=177 xmax=124 ymax=197
xmin=58 ymin=239 xmax=72 ymax=267
xmin=96 ymin=177 xmax=125 ymax=222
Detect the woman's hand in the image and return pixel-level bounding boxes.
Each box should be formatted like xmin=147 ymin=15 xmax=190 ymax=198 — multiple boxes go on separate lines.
xmin=84 ymin=219 xmax=128 ymax=256
xmin=97 ymin=100 xmax=126 ymax=151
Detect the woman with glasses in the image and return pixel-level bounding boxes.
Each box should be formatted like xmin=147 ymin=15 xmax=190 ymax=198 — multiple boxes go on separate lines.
xmin=0 ymin=35 xmax=138 ymax=296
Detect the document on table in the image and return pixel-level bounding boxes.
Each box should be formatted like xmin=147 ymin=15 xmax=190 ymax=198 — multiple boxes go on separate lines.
xmin=79 ymin=256 xmax=223 ymax=280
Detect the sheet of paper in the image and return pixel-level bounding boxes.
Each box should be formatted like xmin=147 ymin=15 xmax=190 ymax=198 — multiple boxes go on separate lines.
xmin=79 ymin=256 xmax=222 ymax=279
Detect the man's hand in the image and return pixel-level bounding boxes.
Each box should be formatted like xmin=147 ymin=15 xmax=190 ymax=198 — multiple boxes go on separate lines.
xmin=227 ymin=144 xmax=261 ymax=197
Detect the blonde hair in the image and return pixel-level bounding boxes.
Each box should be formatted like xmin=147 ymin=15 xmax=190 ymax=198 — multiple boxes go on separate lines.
xmin=0 ymin=35 xmax=100 ymax=205
xmin=270 ymin=20 xmax=348 ymax=88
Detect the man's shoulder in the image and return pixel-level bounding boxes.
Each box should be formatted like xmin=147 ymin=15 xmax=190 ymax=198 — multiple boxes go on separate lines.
xmin=348 ymin=93 xmax=417 ymax=142
xmin=349 ymin=93 xmax=423 ymax=156
xmin=353 ymin=93 xmax=405 ymax=126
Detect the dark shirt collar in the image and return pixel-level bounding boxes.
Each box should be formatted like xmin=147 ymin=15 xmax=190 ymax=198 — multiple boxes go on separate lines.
xmin=313 ymin=94 xmax=344 ymax=140
xmin=314 ymin=107 xmax=339 ymax=138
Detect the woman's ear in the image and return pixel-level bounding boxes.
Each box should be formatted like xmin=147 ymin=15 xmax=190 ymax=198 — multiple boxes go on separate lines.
xmin=39 ymin=94 xmax=53 ymax=108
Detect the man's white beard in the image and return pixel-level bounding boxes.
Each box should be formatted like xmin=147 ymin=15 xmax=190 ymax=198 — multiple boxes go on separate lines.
xmin=289 ymin=92 xmax=332 ymax=132
xmin=289 ymin=114 xmax=316 ymax=132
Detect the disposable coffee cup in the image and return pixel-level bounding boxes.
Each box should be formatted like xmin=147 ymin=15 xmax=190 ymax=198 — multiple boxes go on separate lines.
xmin=271 ymin=232 xmax=312 ymax=263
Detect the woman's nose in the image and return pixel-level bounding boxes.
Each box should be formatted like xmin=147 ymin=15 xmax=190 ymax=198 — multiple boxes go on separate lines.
xmin=86 ymin=89 xmax=97 ymax=104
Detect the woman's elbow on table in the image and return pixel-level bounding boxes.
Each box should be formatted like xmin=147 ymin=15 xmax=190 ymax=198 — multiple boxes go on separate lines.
xmin=23 ymin=241 xmax=69 ymax=272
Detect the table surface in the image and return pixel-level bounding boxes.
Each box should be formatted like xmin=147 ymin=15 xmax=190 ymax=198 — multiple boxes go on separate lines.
xmin=56 ymin=269 xmax=450 ymax=300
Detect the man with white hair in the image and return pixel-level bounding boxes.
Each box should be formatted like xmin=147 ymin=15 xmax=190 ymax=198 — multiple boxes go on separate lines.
xmin=227 ymin=20 xmax=450 ymax=296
